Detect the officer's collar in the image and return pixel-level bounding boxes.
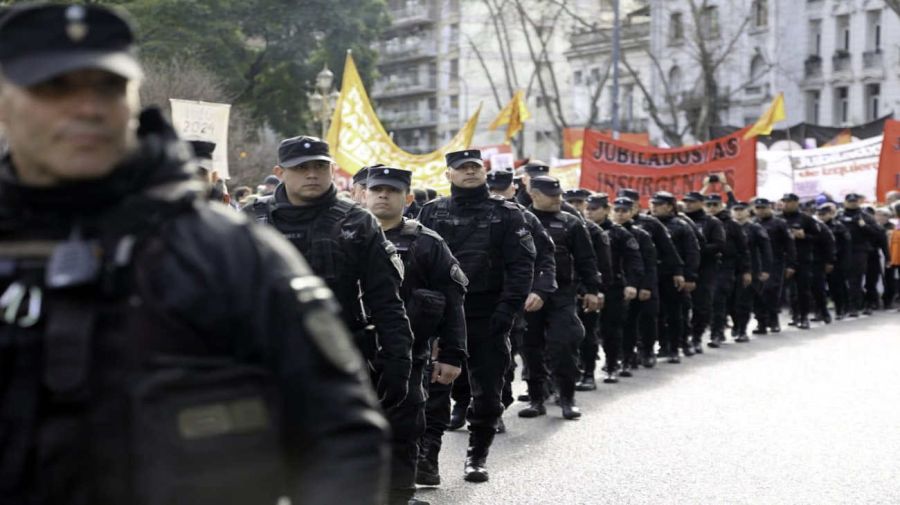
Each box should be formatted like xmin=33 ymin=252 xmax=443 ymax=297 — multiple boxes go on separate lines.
xmin=450 ymin=183 xmax=489 ymax=203
xmin=273 ymin=182 xmax=337 ymax=209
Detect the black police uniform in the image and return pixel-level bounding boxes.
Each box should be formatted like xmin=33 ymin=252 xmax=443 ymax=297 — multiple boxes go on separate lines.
xmin=809 ymin=214 xmax=837 ymax=323
xmin=838 ymin=200 xmax=884 ymax=314
xmin=417 ymin=150 xmax=535 ymax=482
xmin=753 ymin=199 xmax=797 ymax=332
xmin=684 ymin=194 xmax=726 ymax=347
xmin=521 ymin=177 xmax=600 ymax=418
xmin=710 ymin=200 xmax=751 ymax=344
xmin=515 ymin=162 xmax=583 ymax=219
xmin=576 ymin=209 xmax=612 ymax=387
xmin=618 ymin=202 xmax=660 ymax=368
xmin=593 ymin=201 xmax=642 ymax=381
xmin=651 ymin=192 xmax=700 ymax=361
xmin=821 ymin=210 xmax=852 ymax=318
xmin=0 ymin=113 xmax=388 ymax=504
xmin=732 ymin=216 xmax=773 ymax=338
xmin=780 ymin=194 xmax=820 ymax=328
xmin=246 ymin=137 xmax=414 ymax=409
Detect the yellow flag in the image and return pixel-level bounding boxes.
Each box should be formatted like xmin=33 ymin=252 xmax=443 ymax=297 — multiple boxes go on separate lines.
xmin=326 ymin=53 xmax=482 ymax=194
xmin=489 ymin=90 xmax=531 ymax=144
xmin=744 ymin=92 xmax=786 ymax=139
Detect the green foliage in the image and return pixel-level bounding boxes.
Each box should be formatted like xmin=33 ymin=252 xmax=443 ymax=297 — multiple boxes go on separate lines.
xmin=4 ymin=0 xmax=389 ymax=136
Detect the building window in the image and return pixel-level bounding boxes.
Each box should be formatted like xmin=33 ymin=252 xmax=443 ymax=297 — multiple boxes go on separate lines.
xmin=573 ymin=70 xmax=583 ymax=85
xmin=865 ymin=84 xmax=880 ymax=121
xmin=806 ymin=90 xmax=820 ymax=123
xmin=669 ymin=12 xmax=684 ymax=44
xmin=867 ymin=10 xmax=881 ymax=51
xmin=700 ymin=6 xmax=720 ymax=39
xmin=837 ymin=15 xmax=850 ymax=52
xmin=835 ymin=86 xmax=849 ymax=124
xmin=753 ymin=0 xmax=768 ymax=28
xmin=809 ymin=19 xmax=822 ymax=56
xmin=589 ymin=67 xmax=600 ymax=84
xmin=449 ymin=59 xmax=459 ymax=80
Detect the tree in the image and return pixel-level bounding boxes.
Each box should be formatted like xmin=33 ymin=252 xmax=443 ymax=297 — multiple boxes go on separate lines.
xmin=3 ymin=0 xmax=389 ymax=138
xmin=885 ymin=0 xmax=900 ymax=17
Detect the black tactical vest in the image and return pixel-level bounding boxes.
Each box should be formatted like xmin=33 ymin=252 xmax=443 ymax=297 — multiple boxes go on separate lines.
xmin=544 ymin=214 xmax=575 ymax=287
xmin=427 ymin=198 xmax=504 ymax=294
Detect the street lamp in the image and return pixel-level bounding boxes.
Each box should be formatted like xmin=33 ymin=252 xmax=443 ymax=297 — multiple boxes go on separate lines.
xmin=308 ymin=64 xmax=341 ymax=139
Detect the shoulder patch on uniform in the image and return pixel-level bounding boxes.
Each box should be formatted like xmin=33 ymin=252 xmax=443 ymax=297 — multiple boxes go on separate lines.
xmin=626 ymin=237 xmax=639 ymax=250
xmin=450 ymin=263 xmax=469 ymax=287
xmin=519 ymin=232 xmax=536 ymax=255
xmin=290 ymin=276 xmax=363 ymax=374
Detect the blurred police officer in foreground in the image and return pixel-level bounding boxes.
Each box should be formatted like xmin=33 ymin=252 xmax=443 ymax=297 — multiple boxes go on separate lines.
xmin=752 ymin=198 xmax=796 ymax=333
xmin=582 ymin=194 xmax=640 ymax=384
xmin=779 ymin=193 xmax=818 ymax=329
xmin=365 ymin=167 xmax=467 ymax=505
xmin=418 ymin=150 xmax=535 ymax=483
xmin=0 ymin=4 xmax=388 ymax=504
xmin=519 ymin=177 xmax=601 ymax=419
xmin=246 ymin=136 xmax=415 ymax=413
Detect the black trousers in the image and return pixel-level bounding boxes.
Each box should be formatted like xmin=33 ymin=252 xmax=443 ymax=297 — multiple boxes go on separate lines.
xmin=884 ymin=266 xmax=899 ymax=308
xmin=450 ymin=359 xmax=470 ymax=410
xmin=464 ymin=314 xmax=511 ymax=430
xmin=691 ymin=263 xmax=718 ymax=340
xmin=789 ymin=261 xmax=813 ymax=320
xmin=577 ymin=306 xmax=601 ymax=375
xmin=711 ymin=262 xmax=737 ymax=337
xmin=810 ymin=263 xmax=830 ymax=317
xmin=599 ymin=288 xmax=626 ymax=370
xmin=847 ymin=250 xmax=869 ymax=312
xmin=378 ymin=361 xmax=428 ymax=504
xmin=865 ymin=249 xmax=882 ymax=308
xmin=522 ymin=289 xmax=584 ymax=401
xmin=755 ymin=262 xmax=785 ymax=327
xmin=731 ymin=279 xmax=758 ymax=333
xmin=502 ymin=312 xmax=527 ymax=409
xmin=421 ymin=362 xmax=451 ymax=453
xmin=828 ymin=266 xmax=849 ymax=316
xmin=658 ymin=277 xmax=686 ymax=353
xmin=625 ymin=295 xmax=659 ymax=357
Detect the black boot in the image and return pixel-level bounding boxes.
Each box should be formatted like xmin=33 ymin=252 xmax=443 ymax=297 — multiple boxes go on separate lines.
xmin=448 ymin=402 xmax=467 ymax=431
xmin=691 ymin=338 xmax=704 ymax=354
xmin=798 ymin=317 xmax=810 ymax=330
xmin=682 ymin=340 xmax=695 ymax=357
xmin=641 ymin=351 xmax=657 ymax=368
xmin=416 ymin=440 xmax=441 ymax=486
xmin=518 ymin=400 xmax=546 ymax=418
xmin=603 ymin=363 xmax=619 ymax=384
xmin=463 ymin=429 xmax=493 ymax=483
xmin=575 ymin=374 xmax=597 ymax=391
xmin=559 ymin=397 xmax=582 ymax=420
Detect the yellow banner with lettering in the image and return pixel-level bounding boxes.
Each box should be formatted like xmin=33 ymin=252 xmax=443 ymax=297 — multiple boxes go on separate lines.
xmin=326 ymin=53 xmax=481 ymax=194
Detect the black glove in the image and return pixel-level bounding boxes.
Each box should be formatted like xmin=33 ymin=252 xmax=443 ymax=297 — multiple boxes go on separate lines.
xmin=376 ymin=362 xmax=409 ymax=410
xmin=489 ymin=305 xmax=516 ymax=336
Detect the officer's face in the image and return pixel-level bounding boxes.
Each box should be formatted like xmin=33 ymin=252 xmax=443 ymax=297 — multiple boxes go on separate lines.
xmin=683 ymin=200 xmax=703 ymax=213
xmin=817 ymin=209 xmax=834 ymax=222
xmin=755 ymin=205 xmax=772 ymax=218
xmin=569 ymin=199 xmax=587 ymax=215
xmin=530 ymin=190 xmax=562 ymax=212
xmin=351 ymin=182 xmax=367 ymax=205
xmin=490 ymin=185 xmax=516 ymax=199
xmin=650 ymin=201 xmax=673 ymax=217
xmin=586 ymin=205 xmax=608 ymax=223
xmin=278 ymin=160 xmax=335 ymax=202
xmin=732 ymin=207 xmax=749 ymax=221
xmin=782 ymin=200 xmax=799 ymax=213
xmin=365 ymin=184 xmax=407 ymax=221
xmin=611 ymin=206 xmax=631 ymax=225
xmin=844 ymin=199 xmax=860 ymax=210
xmin=705 ymin=201 xmax=723 ymax=215
xmin=447 ymin=161 xmax=486 ymax=188
xmin=0 ymin=69 xmax=139 ymax=186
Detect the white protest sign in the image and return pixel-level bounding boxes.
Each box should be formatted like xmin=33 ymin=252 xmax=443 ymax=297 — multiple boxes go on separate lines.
xmin=789 ymin=136 xmax=883 ymax=201
xmin=170 ymin=99 xmax=231 ymax=179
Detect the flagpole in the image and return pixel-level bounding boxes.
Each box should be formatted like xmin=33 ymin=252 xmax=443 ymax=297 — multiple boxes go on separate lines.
xmin=611 ymin=0 xmax=621 ymax=140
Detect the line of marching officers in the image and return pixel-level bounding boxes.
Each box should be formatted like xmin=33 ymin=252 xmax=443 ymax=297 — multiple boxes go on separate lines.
xmin=246 ymin=136 xmax=892 ymax=505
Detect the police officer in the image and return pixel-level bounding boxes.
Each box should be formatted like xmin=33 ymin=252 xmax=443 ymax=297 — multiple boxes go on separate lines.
xmin=779 ymin=193 xmax=819 ymax=329
xmin=730 ymin=202 xmax=772 ymax=340
xmin=614 ymin=197 xmax=660 ymax=368
xmin=418 ymin=149 xmax=535 ymax=483
xmin=485 ymin=167 xmax=557 ymax=431
xmin=839 ymin=193 xmax=884 ymax=316
xmin=617 ymin=189 xmax=685 ymax=361
xmin=246 ymin=136 xmax=414 ymax=413
xmin=563 ymin=188 xmax=592 ymax=215
xmin=649 ymin=191 xmax=700 ymax=363
xmin=682 ymin=191 xmax=726 ymax=351
xmin=364 ymin=167 xmax=467 ymax=504
xmin=0 ymin=5 xmax=388 ymax=504
xmin=752 ymin=198 xmax=797 ymax=333
xmin=583 ymin=194 xmax=642 ymax=383
xmin=817 ymin=203 xmax=852 ymax=320
xmin=804 ymin=200 xmax=837 ymax=324
xmin=519 ymin=176 xmax=602 ymax=419
xmin=704 ymin=194 xmax=751 ymax=346
xmin=350 ymin=165 xmax=371 ymax=204
xmin=515 ymin=160 xmax=583 ymax=218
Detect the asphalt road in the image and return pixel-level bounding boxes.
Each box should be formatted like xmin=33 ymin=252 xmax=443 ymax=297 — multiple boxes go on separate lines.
xmin=417 ymin=311 xmax=900 ymax=505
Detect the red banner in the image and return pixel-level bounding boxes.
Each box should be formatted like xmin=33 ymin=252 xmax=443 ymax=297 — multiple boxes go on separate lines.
xmin=579 ymin=128 xmax=757 ymax=205
xmin=877 ymin=120 xmax=900 ymax=201
xmin=563 ymin=127 xmax=650 ymax=159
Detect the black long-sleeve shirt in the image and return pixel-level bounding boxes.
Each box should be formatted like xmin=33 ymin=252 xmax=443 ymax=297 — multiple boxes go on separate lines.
xmin=742 ymin=221 xmax=773 ymax=276
xmin=622 ymin=219 xmax=659 ymax=293
xmin=656 ymin=213 xmax=701 ymax=282
xmin=716 ymin=209 xmax=752 ymax=275
xmin=530 ymin=208 xmax=602 ymax=293
xmin=635 ymin=213 xmax=684 ymax=278
xmin=757 ymin=215 xmax=798 ymax=269
xmin=685 ymin=209 xmax=726 ymax=266
xmin=598 ymin=218 xmax=644 ymax=289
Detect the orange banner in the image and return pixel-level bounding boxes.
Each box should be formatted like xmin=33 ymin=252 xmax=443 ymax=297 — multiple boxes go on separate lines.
xmin=579 ymin=128 xmax=757 ymax=205
xmin=563 ymin=127 xmax=650 ymax=159
xmin=878 ymin=120 xmax=900 ymax=201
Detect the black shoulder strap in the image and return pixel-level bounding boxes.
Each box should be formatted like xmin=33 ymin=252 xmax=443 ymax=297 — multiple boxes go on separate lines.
xmin=311 ymin=198 xmax=355 ymax=239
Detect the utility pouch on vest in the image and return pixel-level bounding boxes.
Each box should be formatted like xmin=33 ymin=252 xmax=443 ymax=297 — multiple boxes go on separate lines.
xmin=406 ymin=288 xmax=445 ymax=343
xmin=130 ymin=361 xmax=285 ymax=505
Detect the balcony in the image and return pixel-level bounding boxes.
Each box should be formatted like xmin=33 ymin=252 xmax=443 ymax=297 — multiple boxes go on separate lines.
xmin=804 ymin=55 xmax=823 ymax=79
xmin=745 ymin=82 xmax=770 ymax=97
xmin=863 ymin=49 xmax=883 ymax=69
xmin=380 ymin=109 xmax=439 ymax=129
xmin=388 ymin=4 xmax=435 ymax=28
xmin=832 ymin=51 xmax=852 ymax=74
xmin=376 ymin=39 xmax=437 ymax=64
xmin=371 ymin=75 xmax=437 ymax=98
